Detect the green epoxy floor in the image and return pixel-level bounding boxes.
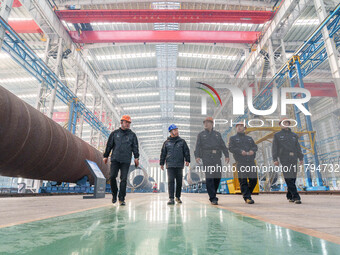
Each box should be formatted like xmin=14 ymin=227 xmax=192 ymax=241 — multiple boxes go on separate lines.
xmin=1 ymin=196 xmax=339 ymax=255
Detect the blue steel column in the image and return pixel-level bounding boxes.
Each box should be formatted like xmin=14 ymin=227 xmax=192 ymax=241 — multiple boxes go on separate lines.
xmin=288 ymin=63 xmax=313 ymax=188
xmin=72 ymin=102 xmax=78 ymax=134
xmin=294 ymin=60 xmax=323 ymax=187
xmin=68 ymin=101 xmax=74 ymax=132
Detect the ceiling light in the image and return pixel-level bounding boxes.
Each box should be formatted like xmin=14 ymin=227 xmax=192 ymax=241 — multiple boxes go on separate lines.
xmin=109 ymin=76 xmax=157 ymax=83
xmin=124 ymin=105 xmax=160 ymax=110
xmin=131 ymin=115 xmax=161 ymax=120
xmin=294 ymin=19 xmax=319 ymax=26
xmin=97 ymin=52 xmax=155 ymax=60
xmin=117 ymin=92 xmax=159 ymax=98
xmin=0 ymin=77 xmax=36 ymax=83
xmin=18 ymin=93 xmax=38 ymax=99
xmin=177 ymin=77 xmax=190 ymax=81
xmin=179 ymin=53 xmax=238 ymax=60
xmin=133 ymin=123 xmax=162 ymax=128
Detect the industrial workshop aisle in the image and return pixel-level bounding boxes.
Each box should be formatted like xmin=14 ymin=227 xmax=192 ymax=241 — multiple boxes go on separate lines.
xmin=0 ymin=193 xmax=339 ymax=255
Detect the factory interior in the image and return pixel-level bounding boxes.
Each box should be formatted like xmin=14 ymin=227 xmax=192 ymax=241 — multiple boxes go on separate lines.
xmin=1 ymin=0 xmax=340 ymax=254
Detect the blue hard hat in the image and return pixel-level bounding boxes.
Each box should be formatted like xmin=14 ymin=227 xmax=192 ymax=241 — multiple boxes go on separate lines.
xmin=168 ymin=124 xmax=178 ymax=132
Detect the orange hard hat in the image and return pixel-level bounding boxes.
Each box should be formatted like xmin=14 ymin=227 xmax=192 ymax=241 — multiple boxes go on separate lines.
xmin=121 ymin=115 xmax=131 ymax=123
xmin=279 ymin=118 xmax=291 ymax=126
xmin=203 ymin=117 xmax=214 ymax=123
xmin=235 ymin=121 xmax=246 ymax=129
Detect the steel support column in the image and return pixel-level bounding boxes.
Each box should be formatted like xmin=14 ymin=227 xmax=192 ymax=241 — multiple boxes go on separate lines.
xmin=48 ymin=38 xmax=63 ymax=118
xmin=35 ymin=37 xmax=51 ymax=111
xmin=97 ymin=97 xmax=103 ymax=149
xmin=314 ymin=0 xmax=340 ymax=96
xmin=78 ymin=75 xmax=88 ymax=138
xmin=0 ymin=0 xmax=14 ymax=49
xmin=268 ymin=39 xmax=277 ymax=76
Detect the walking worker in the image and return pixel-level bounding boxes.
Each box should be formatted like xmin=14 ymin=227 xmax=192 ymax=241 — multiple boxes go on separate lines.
xmin=194 ymin=117 xmax=229 ymax=205
xmin=229 ymin=122 xmax=258 ymax=204
xmin=160 ymin=124 xmax=190 ymax=205
xmin=272 ymin=118 xmax=304 ymax=204
xmin=103 ymin=115 xmax=139 ymax=206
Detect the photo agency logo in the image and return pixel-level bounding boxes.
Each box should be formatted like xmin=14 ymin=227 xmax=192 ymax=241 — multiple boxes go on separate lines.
xmin=195 ymin=81 xmax=312 ymax=128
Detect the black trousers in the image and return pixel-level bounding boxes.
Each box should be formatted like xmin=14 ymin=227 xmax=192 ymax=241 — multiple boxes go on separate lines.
xmin=205 ymin=174 xmax=221 ymax=202
xmin=237 ymin=163 xmax=258 ymax=200
xmin=167 ymin=167 xmax=183 ymax=199
xmin=281 ymin=161 xmax=300 ymax=200
xmin=110 ymin=160 xmax=130 ymax=201
xmin=238 ymin=178 xmax=258 ymax=200
xmin=203 ymin=158 xmax=222 ymax=202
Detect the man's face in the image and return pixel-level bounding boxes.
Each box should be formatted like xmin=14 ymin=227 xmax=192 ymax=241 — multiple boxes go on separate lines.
xmin=121 ymin=120 xmax=131 ymax=130
xmin=204 ymin=121 xmax=213 ymax=130
xmin=236 ymin=125 xmax=245 ymax=133
xmin=170 ymin=128 xmax=179 ymax=137
xmin=280 ymin=120 xmax=290 ymax=129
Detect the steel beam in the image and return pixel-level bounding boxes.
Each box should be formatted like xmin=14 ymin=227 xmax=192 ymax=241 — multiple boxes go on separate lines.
xmin=83 ymin=42 xmax=249 ymax=50
xmin=56 ymin=9 xmax=273 ymax=24
xmin=8 ymin=20 xmax=42 ymax=33
xmin=55 ymin=0 xmax=274 ymax=8
xmin=12 ymin=0 xmax=21 ymax=7
xmin=100 ymin=67 xmax=234 ymax=77
xmin=69 ymin=30 xmax=260 ymax=44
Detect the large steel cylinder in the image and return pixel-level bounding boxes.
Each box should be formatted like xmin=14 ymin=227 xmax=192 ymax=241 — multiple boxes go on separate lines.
xmin=127 ymin=165 xmax=152 ymax=190
xmin=0 ymin=85 xmax=109 ymax=184
xmin=185 ymin=172 xmax=201 ymax=185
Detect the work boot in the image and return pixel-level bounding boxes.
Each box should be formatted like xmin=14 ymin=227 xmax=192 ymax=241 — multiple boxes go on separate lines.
xmin=211 ymin=200 xmax=218 ymax=205
xmin=119 ymin=200 xmax=126 ymax=206
xmin=112 ymin=197 xmax=117 ymax=204
xmin=175 ymin=197 xmax=182 ymax=204
xmin=245 ymin=198 xmax=255 ymax=204
xmin=294 ymin=200 xmax=302 ymax=204
xmin=167 ymin=199 xmax=175 ymax=205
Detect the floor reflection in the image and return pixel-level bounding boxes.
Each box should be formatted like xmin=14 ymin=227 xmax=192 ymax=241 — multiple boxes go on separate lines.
xmin=0 ymin=195 xmax=339 ymax=255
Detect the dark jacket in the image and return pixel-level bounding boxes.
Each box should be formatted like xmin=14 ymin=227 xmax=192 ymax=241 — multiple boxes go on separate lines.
xmin=229 ymin=132 xmax=257 ymax=164
xmin=103 ymin=128 xmax=139 ymax=163
xmin=272 ymin=128 xmax=304 ymax=163
xmin=194 ymin=129 xmax=229 ymax=162
xmin=160 ymin=136 xmax=190 ymax=168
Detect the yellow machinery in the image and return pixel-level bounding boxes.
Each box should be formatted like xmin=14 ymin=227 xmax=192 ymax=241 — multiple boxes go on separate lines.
xmin=225 ymin=126 xmax=318 ymax=193
xmin=226 ymin=163 xmax=260 ymax=194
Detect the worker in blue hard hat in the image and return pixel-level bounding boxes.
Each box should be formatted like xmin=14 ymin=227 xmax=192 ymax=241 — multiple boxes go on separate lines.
xmin=160 ymin=124 xmax=190 ymax=205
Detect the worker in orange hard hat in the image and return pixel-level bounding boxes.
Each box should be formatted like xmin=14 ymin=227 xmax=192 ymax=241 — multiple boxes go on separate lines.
xmin=203 ymin=116 xmax=214 ymax=123
xmin=103 ymin=115 xmax=139 ymax=206
xmin=195 ymin=116 xmax=229 ymax=205
xmin=272 ymin=118 xmax=303 ymax=204
xmin=229 ymin=121 xmax=258 ymax=204
xmin=121 ymin=115 xmax=131 ymax=123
